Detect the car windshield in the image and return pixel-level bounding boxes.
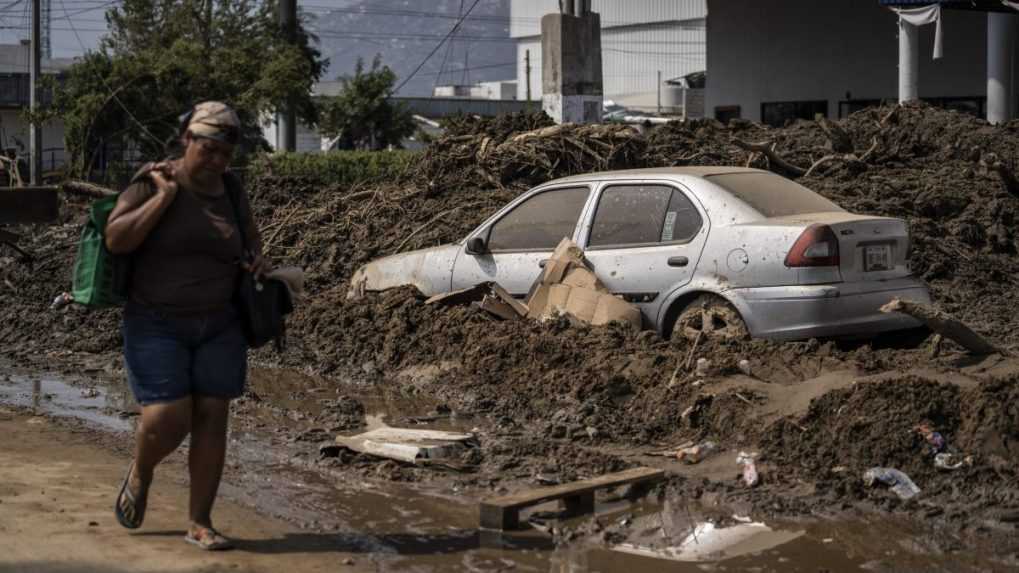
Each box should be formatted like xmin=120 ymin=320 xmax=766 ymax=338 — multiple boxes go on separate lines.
xmin=705 ymin=172 xmax=844 ymax=217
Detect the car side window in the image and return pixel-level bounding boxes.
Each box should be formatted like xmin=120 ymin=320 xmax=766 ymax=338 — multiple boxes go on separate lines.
xmin=589 ymin=184 xmax=702 ymax=248
xmin=662 ymin=188 xmax=703 ymax=243
xmin=487 ymin=186 xmax=589 ymax=251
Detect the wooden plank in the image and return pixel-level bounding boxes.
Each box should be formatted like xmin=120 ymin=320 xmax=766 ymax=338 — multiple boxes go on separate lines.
xmin=482 ymin=467 xmax=664 ymax=510
xmin=478 ymin=467 xmax=664 ymax=530
xmin=0 ymin=187 xmax=59 ymax=224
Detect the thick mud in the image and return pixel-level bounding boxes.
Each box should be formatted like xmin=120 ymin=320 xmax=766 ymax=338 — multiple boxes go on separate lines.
xmin=4 ymin=366 xmax=1017 ymax=572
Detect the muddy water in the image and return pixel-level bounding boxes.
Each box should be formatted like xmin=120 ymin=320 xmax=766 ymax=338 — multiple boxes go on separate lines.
xmin=0 ymin=368 xmax=1002 ymax=572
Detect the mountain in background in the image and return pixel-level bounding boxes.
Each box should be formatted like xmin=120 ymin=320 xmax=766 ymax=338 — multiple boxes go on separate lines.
xmin=305 ymin=0 xmax=516 ymax=97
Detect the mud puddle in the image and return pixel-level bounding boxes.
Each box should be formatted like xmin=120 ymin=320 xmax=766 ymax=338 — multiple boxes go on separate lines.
xmin=0 ymin=367 xmax=1005 ymax=572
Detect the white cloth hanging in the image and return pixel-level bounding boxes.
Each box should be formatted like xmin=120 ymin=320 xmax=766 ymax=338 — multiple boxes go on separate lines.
xmin=891 ymin=4 xmax=943 ymax=60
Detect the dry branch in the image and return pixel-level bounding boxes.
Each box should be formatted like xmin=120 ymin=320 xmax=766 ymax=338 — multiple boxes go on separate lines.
xmin=880 ymin=298 xmax=1000 ymax=355
xmin=61 ymin=180 xmax=116 ymax=199
xmin=818 ymin=117 xmax=853 ymax=153
xmin=981 ymin=153 xmax=1019 ymax=199
xmin=731 ymin=139 xmax=806 ymax=177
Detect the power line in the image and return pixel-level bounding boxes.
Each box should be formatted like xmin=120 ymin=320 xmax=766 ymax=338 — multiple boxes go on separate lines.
xmin=392 ymin=0 xmax=482 ymax=94
xmin=57 ymin=0 xmax=163 ymax=148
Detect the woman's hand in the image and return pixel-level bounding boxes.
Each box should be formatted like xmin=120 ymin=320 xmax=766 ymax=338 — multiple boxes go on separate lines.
xmin=243 ymin=253 xmax=269 ymax=279
xmin=149 ymin=162 xmax=178 ymax=199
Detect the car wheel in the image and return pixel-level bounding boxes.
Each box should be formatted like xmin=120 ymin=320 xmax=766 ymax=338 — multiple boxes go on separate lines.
xmin=674 ymin=294 xmax=748 ymax=341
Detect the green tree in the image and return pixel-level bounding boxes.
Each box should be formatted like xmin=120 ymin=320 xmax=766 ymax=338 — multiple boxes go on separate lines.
xmin=49 ymin=0 xmax=326 ymax=177
xmin=317 ymin=56 xmax=416 ymax=151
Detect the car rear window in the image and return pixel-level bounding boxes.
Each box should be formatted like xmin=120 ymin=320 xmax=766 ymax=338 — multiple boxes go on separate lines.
xmin=705 ymin=172 xmax=844 ymax=217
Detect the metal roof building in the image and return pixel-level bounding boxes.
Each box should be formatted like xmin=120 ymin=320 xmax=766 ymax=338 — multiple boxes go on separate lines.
xmin=509 ymin=0 xmax=706 ymax=112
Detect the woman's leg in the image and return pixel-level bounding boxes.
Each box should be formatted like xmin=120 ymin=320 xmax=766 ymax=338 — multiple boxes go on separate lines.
xmin=120 ymin=397 xmax=192 ymax=520
xmin=187 ymin=396 xmax=230 ymax=529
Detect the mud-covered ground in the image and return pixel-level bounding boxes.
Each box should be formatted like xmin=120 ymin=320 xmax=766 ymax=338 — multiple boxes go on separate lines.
xmin=3 ymin=103 xmax=1019 ymax=568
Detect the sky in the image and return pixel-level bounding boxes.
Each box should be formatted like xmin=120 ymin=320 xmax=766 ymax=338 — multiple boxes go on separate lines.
xmin=0 ymin=0 xmax=113 ymax=59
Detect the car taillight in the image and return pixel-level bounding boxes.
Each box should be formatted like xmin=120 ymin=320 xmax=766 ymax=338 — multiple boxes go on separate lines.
xmin=785 ymin=224 xmax=840 ymax=267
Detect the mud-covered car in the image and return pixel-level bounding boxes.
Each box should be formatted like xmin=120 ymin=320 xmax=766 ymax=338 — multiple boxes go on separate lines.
xmin=348 ymin=167 xmax=931 ymax=340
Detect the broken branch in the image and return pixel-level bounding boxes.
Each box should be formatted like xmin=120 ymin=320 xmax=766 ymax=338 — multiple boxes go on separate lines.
xmin=61 ymin=180 xmax=116 ymax=199
xmin=879 ymin=298 xmax=1001 ymax=356
xmin=732 ymin=139 xmax=806 ymax=177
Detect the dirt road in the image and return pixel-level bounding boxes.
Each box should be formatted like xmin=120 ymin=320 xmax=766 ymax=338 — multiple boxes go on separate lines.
xmin=0 ymin=410 xmax=372 ymax=573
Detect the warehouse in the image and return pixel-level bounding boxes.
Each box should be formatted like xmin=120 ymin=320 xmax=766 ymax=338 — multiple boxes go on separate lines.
xmin=705 ymin=0 xmax=1017 ymax=125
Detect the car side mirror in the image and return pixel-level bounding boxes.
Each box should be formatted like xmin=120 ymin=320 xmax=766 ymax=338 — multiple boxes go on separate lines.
xmin=466 ymin=236 xmax=486 ymax=255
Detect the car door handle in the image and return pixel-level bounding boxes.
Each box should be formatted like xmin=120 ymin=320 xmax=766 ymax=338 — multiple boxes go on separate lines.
xmin=668 ymin=256 xmax=689 ymax=267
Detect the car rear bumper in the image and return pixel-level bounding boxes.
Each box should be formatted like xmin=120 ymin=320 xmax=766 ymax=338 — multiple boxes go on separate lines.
xmin=729 ymin=277 xmax=932 ymax=341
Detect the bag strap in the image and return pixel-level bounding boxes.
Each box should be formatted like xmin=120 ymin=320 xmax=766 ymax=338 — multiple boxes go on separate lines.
xmin=222 ymin=172 xmax=250 ymax=260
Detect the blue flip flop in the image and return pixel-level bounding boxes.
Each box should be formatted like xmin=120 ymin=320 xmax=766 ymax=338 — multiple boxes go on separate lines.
xmin=114 ymin=462 xmax=146 ymax=529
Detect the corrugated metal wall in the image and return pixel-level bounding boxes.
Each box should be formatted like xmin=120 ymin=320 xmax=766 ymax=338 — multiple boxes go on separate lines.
xmin=510 ymin=0 xmax=707 ymax=37
xmin=515 ymin=18 xmax=706 ymax=107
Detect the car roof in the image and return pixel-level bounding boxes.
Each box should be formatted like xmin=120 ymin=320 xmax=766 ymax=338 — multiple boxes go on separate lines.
xmin=545 ymin=166 xmax=768 ymax=185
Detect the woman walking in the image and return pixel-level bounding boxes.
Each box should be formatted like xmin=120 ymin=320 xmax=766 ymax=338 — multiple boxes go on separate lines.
xmin=105 ymin=101 xmax=265 ymax=550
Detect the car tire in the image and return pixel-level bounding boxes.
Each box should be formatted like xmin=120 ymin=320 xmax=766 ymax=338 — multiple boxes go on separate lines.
xmin=674 ymin=294 xmax=748 ymax=341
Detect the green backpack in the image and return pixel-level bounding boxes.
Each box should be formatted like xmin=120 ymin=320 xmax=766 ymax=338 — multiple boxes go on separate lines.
xmin=71 ymin=194 xmax=130 ymax=308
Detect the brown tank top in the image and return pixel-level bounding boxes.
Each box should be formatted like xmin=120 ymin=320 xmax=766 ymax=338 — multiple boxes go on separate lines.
xmin=121 ymin=171 xmax=257 ymax=315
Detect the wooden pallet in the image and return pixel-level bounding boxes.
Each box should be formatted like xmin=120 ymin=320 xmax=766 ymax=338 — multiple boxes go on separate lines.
xmin=479 ymin=466 xmax=665 ymax=531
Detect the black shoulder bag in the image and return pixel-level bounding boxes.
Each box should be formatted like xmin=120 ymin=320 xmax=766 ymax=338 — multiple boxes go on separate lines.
xmin=223 ymin=174 xmax=293 ymax=351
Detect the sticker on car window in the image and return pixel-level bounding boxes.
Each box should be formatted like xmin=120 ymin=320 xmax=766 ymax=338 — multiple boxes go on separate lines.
xmin=662 ymin=211 xmax=677 ymax=242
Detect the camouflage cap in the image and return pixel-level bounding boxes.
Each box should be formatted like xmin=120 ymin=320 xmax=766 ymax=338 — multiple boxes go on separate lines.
xmin=185 ymin=101 xmax=240 ymax=144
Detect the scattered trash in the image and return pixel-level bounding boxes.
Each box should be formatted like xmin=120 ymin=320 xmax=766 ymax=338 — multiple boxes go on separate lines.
xmin=425 ymin=281 xmax=528 ymax=321
xmin=676 ymin=440 xmax=717 ymax=464
xmin=737 ymin=359 xmax=752 ymax=376
xmin=695 ymin=358 xmax=711 ymax=377
xmin=736 ymin=451 xmax=760 ymax=487
xmin=50 ymin=292 xmax=73 ymax=310
xmin=914 ymin=422 xmax=946 ymax=454
xmin=334 ymin=427 xmax=477 ymax=464
xmin=863 ymin=467 xmax=921 ymax=500
xmin=934 ymin=452 xmax=973 ymax=471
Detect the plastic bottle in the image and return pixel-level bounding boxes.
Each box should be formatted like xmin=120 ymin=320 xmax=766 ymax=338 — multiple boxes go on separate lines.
xmin=863 ymin=467 xmax=921 ymax=500
xmin=676 ymin=440 xmax=718 ymax=464
xmin=736 ymin=451 xmax=759 ymax=487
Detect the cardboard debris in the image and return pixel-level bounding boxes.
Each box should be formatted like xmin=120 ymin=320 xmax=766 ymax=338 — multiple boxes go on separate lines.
xmin=525 ymin=238 xmax=642 ymax=329
xmin=426 ymin=281 xmax=528 ymax=320
xmin=425 ymin=239 xmax=640 ymax=328
xmin=335 ymin=427 xmax=476 ymax=464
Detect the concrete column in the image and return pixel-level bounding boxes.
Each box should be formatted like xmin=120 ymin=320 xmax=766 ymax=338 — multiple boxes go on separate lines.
xmin=541 ymin=11 xmax=603 ymax=124
xmin=987 ymin=12 xmax=1015 ymax=124
xmin=898 ymin=18 xmax=919 ymax=104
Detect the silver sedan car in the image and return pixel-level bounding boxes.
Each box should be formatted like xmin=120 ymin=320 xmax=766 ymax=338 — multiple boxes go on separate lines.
xmin=348 ymin=167 xmax=931 ymax=341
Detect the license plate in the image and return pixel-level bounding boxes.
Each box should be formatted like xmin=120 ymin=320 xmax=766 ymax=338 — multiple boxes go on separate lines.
xmin=864 ymin=245 xmax=891 ymax=272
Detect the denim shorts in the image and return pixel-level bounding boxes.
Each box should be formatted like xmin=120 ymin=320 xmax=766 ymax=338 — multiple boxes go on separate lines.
xmin=122 ymin=302 xmax=248 ymax=406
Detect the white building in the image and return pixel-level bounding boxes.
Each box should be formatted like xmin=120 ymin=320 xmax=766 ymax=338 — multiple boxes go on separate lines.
xmin=510 ymin=0 xmax=707 ymax=112
xmin=0 ymin=41 xmax=74 ymax=171
xmin=706 ymin=0 xmax=1017 ymax=125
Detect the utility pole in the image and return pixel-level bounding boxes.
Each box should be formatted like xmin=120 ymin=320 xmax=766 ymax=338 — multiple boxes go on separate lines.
xmin=525 ymin=49 xmax=532 ymax=102
xmin=30 ymin=0 xmax=41 ymax=184
xmin=656 ymin=70 xmax=661 ymax=114
xmin=278 ymin=0 xmax=297 ymax=151
xmin=205 ymin=0 xmax=213 ymax=53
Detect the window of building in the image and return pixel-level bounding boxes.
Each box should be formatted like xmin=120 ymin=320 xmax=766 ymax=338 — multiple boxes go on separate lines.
xmin=761 ymin=100 xmax=828 ymax=127
xmin=589 ymin=185 xmax=702 ymax=248
xmin=714 ymin=105 xmax=741 ymax=124
xmin=487 ymin=186 xmax=589 ymax=251
xmin=838 ymin=99 xmax=884 ymax=118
